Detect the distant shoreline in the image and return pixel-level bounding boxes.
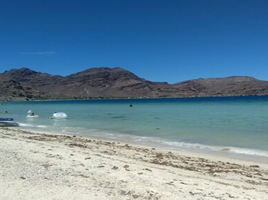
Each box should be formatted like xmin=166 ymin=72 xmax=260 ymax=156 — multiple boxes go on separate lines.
xmin=2 ymin=94 xmax=268 ymax=103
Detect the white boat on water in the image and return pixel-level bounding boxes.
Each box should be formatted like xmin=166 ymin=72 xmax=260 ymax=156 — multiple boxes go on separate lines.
xmin=26 ymin=114 xmax=39 ymax=118
xmin=26 ymin=110 xmax=39 ymax=118
xmin=0 ymin=118 xmax=19 ymax=127
xmin=51 ymin=112 xmax=67 ymax=119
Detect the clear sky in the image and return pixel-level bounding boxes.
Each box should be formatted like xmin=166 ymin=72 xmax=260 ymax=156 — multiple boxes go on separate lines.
xmin=0 ymin=0 xmax=267 ymax=83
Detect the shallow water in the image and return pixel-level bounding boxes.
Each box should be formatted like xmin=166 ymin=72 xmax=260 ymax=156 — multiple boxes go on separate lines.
xmin=1 ymin=96 xmax=268 ymax=161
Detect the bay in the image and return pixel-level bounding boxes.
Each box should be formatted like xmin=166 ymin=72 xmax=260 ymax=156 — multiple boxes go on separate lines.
xmin=1 ymin=96 xmax=268 ymax=161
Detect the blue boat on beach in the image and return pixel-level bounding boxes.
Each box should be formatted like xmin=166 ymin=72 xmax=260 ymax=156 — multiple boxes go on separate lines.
xmin=0 ymin=118 xmax=19 ymax=127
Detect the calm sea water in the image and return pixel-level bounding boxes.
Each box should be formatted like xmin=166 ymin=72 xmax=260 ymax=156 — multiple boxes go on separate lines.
xmin=1 ymin=96 xmax=268 ymax=161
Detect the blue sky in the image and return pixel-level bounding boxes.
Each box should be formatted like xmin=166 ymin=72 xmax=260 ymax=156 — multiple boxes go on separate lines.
xmin=0 ymin=0 xmax=267 ymax=83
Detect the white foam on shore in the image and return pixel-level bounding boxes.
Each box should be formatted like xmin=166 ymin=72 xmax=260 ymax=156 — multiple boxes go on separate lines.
xmin=226 ymin=147 xmax=268 ymax=157
xmin=17 ymin=123 xmax=268 ymax=159
xmin=18 ymin=123 xmax=47 ymax=128
xmin=163 ymin=141 xmax=268 ymax=158
xmin=91 ymin=131 xmax=268 ymax=158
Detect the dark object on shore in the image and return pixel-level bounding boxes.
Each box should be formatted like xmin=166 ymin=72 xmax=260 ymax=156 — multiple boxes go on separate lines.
xmin=0 ymin=118 xmax=19 ymax=127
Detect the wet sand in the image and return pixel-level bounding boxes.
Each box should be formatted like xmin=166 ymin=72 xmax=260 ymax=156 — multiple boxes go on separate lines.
xmin=0 ymin=127 xmax=268 ymax=200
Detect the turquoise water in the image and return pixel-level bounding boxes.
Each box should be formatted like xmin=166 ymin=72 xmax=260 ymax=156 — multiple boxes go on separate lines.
xmin=1 ymin=96 xmax=268 ymax=160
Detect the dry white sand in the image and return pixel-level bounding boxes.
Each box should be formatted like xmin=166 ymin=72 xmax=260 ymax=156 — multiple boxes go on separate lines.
xmin=1 ymin=127 xmax=268 ymax=200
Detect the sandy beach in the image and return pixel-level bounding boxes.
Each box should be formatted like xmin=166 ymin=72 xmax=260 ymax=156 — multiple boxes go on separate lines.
xmin=0 ymin=127 xmax=268 ymax=200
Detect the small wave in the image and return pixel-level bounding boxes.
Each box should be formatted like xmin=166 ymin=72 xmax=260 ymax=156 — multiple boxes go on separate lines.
xmin=36 ymin=125 xmax=48 ymax=128
xmin=18 ymin=123 xmax=35 ymax=127
xmin=18 ymin=123 xmax=47 ymax=128
xmin=163 ymin=141 xmax=268 ymax=158
xmin=226 ymin=147 xmax=268 ymax=157
xmin=164 ymin=141 xmax=210 ymax=150
xmin=81 ymin=132 xmax=268 ymax=158
xmin=15 ymin=122 xmax=268 ymax=158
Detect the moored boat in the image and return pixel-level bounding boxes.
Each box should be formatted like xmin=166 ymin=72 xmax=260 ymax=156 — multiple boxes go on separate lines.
xmin=26 ymin=110 xmax=39 ymax=118
xmin=26 ymin=114 xmax=39 ymax=118
xmin=50 ymin=112 xmax=68 ymax=119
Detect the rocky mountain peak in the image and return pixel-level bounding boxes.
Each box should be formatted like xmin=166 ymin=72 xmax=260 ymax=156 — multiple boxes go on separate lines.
xmin=3 ymin=68 xmax=37 ymax=80
xmin=67 ymin=67 xmax=141 ymax=81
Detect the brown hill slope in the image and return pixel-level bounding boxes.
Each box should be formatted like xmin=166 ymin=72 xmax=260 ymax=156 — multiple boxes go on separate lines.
xmin=3 ymin=67 xmax=170 ymax=98
xmin=3 ymin=68 xmax=64 ymax=97
xmin=2 ymin=67 xmax=268 ymax=100
xmin=60 ymin=67 xmax=156 ymax=98
xmin=0 ymin=74 xmax=45 ymax=101
xmin=173 ymin=76 xmax=268 ymax=97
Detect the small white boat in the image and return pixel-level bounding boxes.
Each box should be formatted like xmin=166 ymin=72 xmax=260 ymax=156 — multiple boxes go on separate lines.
xmin=26 ymin=114 xmax=39 ymax=118
xmin=51 ymin=112 xmax=68 ymax=119
xmin=26 ymin=110 xmax=39 ymax=118
xmin=0 ymin=118 xmax=19 ymax=127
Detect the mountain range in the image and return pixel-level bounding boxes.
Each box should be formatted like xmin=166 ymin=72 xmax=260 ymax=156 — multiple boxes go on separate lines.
xmin=1 ymin=67 xmax=268 ymax=101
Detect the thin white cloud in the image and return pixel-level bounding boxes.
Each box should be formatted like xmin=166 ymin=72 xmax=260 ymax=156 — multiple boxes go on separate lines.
xmin=20 ymin=51 xmax=56 ymax=55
